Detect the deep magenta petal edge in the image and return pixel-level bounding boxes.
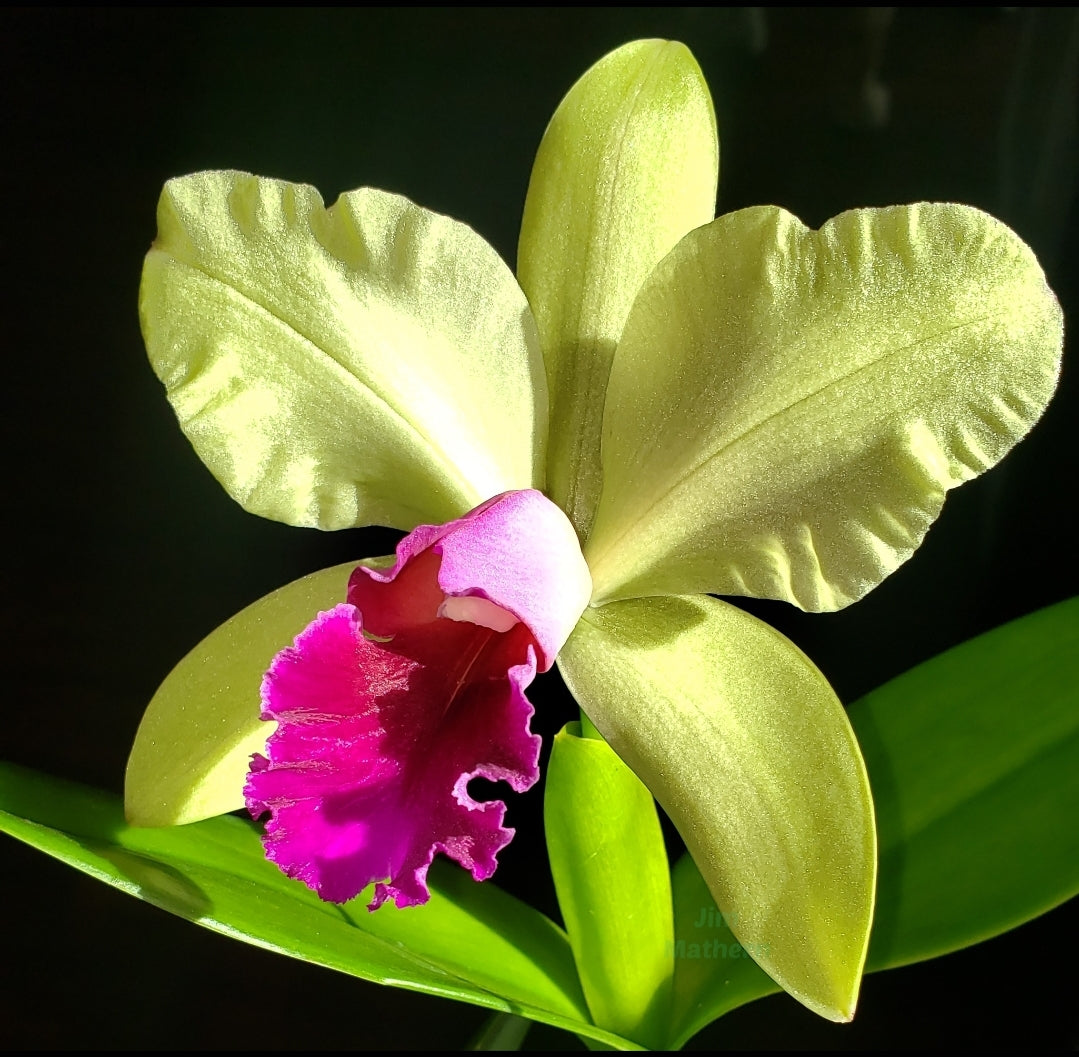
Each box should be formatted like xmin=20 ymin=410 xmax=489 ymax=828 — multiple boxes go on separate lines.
xmin=246 ymin=490 xmax=592 ymax=907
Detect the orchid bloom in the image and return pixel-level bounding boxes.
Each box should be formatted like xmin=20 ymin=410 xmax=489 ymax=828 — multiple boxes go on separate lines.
xmin=124 ymin=39 xmax=1062 ymax=1027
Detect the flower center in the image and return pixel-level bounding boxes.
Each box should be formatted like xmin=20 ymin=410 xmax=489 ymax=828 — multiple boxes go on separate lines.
xmin=437 ymin=595 xmax=520 ymax=633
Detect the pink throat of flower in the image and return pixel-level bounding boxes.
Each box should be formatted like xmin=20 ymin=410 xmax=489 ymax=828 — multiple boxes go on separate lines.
xmin=245 ymin=489 xmax=592 ymax=908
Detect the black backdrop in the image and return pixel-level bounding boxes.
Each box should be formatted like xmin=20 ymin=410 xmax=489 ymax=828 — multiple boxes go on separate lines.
xmin=4 ymin=8 xmax=1077 ymax=1049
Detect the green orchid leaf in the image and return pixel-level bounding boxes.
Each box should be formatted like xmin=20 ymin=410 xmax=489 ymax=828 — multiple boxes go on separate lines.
xmin=665 ymin=596 xmax=1079 ymax=1047
xmin=856 ymin=595 xmax=1079 ymax=971
xmin=126 ymin=560 xmax=359 ymax=826
xmin=518 ymin=39 xmax=718 ymax=540
xmin=668 ymin=850 xmax=779 ymax=1047
xmin=0 ymin=765 xmax=647 ymax=1051
xmin=586 ymin=204 xmax=1063 ymax=610
xmin=142 ymin=171 xmax=547 ymax=532
xmin=558 ymin=595 xmax=875 ymax=1025
xmin=544 ymin=723 xmax=674 ymax=1048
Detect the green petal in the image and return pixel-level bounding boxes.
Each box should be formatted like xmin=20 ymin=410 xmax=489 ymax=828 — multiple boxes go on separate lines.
xmin=125 ymin=560 xmax=357 ymax=826
xmin=558 ymin=596 xmax=875 ymax=1023
xmin=518 ymin=39 xmax=718 ymax=540
xmin=1 ymin=765 xmax=645 ymax=1051
xmin=142 ymin=171 xmax=547 ymax=532
xmin=586 ymin=204 xmax=1063 ymax=609
xmin=544 ymin=723 xmax=674 ymax=1047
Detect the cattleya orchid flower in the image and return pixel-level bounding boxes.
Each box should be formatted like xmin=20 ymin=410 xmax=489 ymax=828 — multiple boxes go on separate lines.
xmin=124 ymin=38 xmax=1062 ymax=1030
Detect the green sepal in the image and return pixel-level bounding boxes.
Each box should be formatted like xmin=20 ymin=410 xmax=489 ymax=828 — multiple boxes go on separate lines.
xmin=544 ymin=723 xmax=674 ymax=1048
xmin=125 ymin=560 xmax=359 ymax=826
xmin=518 ymin=39 xmax=718 ymax=540
xmin=558 ymin=595 xmax=875 ymax=1024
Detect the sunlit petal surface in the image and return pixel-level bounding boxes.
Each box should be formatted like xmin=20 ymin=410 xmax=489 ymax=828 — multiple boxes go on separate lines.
xmin=142 ymin=172 xmax=547 ymax=532
xmin=588 ymin=204 xmax=1062 ymax=609
xmin=519 ymin=39 xmax=718 ymax=538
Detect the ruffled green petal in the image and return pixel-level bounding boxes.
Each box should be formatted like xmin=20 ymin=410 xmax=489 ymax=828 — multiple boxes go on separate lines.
xmin=518 ymin=39 xmax=718 ymax=539
xmin=587 ymin=204 xmax=1063 ymax=609
xmin=142 ymin=171 xmax=547 ymax=532
xmin=125 ymin=561 xmax=357 ymax=826
xmin=558 ymin=595 xmax=875 ymax=1023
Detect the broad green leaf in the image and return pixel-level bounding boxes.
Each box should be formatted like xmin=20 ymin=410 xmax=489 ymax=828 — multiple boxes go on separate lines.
xmin=0 ymin=764 xmax=645 ymax=1051
xmin=855 ymin=595 xmax=1079 ymax=970
xmin=665 ymin=596 xmax=1079 ymax=1047
xmin=126 ymin=560 xmax=358 ymax=826
xmin=558 ymin=595 xmax=875 ymax=1023
xmin=668 ymin=851 xmax=779 ymax=1048
xmin=544 ymin=723 xmax=674 ymax=1048
xmin=143 ymin=171 xmax=547 ymax=532
xmin=518 ymin=39 xmax=718 ymax=540
xmin=586 ymin=204 xmax=1063 ymax=609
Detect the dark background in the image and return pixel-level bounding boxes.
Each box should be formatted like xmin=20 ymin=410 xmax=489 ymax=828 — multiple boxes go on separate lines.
xmin=4 ymin=8 xmax=1077 ymax=1049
